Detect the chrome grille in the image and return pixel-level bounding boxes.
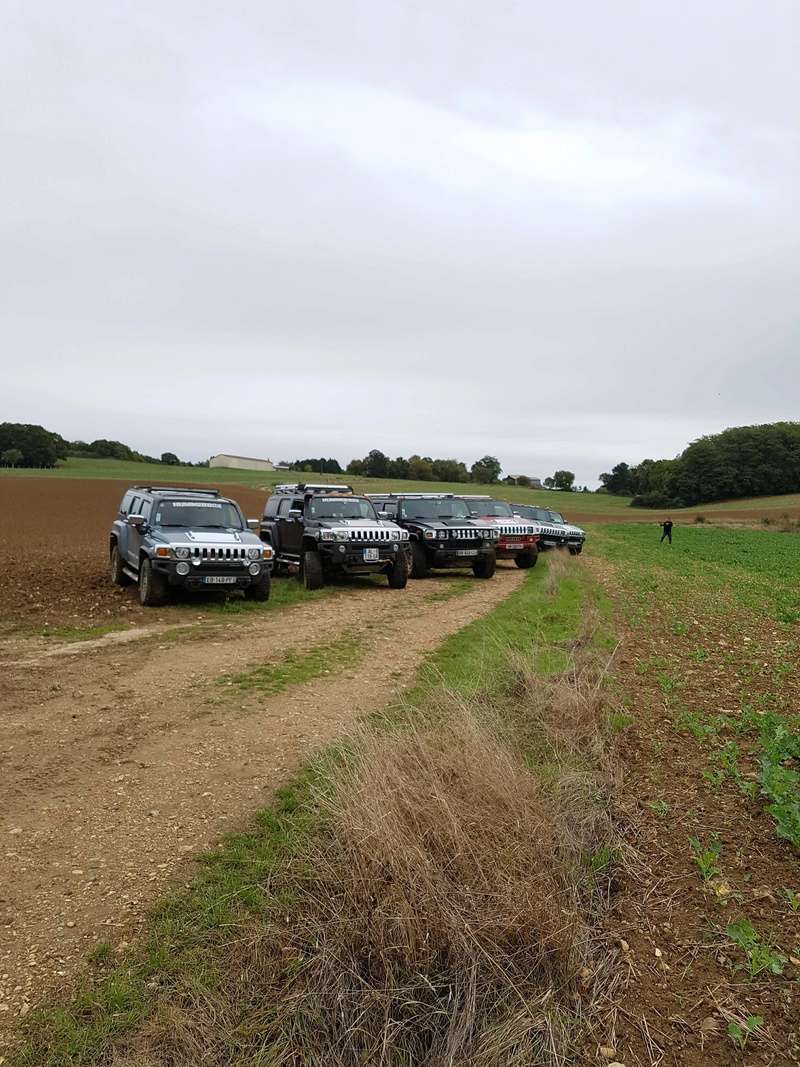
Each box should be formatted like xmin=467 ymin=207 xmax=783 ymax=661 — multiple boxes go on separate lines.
xmin=496 ymin=523 xmax=537 ymax=537
xmin=189 ymin=545 xmax=246 ymax=563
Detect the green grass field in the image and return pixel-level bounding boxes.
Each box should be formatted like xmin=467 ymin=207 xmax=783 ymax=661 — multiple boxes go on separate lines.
xmin=4 ymin=457 xmax=800 ymax=517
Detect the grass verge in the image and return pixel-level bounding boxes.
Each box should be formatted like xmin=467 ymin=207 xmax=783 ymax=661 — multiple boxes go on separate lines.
xmin=218 ymin=633 xmax=364 ymax=696
xmin=10 ymin=551 xmax=620 ymax=1067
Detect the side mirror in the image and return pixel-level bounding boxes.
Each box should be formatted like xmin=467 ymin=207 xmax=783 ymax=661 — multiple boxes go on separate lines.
xmin=247 ymin=518 xmax=259 ymax=530
xmin=378 ymin=511 xmax=389 ymax=519
xmin=128 ymin=514 xmax=146 ymax=529
xmin=288 ymin=508 xmax=303 ymax=518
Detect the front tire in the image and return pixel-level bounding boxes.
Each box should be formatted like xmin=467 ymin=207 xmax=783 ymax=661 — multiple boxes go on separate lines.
xmin=514 ymin=547 xmax=538 ymax=569
xmin=387 ymin=551 xmax=409 ymax=589
xmin=110 ymin=542 xmax=131 ymax=586
xmin=410 ymin=542 xmax=430 ymax=579
xmin=302 ymin=550 xmax=324 ymax=591
xmin=139 ymin=557 xmax=168 ymax=606
xmin=245 ymin=573 xmax=272 ymax=601
xmin=472 ymin=551 xmax=496 ymax=579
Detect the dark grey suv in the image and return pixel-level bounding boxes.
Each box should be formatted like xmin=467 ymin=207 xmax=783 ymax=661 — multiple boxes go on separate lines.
xmin=110 ymin=485 xmax=273 ymax=606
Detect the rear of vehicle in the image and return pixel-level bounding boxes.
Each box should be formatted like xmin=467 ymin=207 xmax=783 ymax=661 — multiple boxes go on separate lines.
xmin=460 ymin=497 xmax=539 ymax=569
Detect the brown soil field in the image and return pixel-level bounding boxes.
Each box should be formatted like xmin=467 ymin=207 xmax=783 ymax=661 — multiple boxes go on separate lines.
xmin=0 ymin=478 xmax=267 ymax=628
xmin=3 ymin=477 xmax=797 ymax=630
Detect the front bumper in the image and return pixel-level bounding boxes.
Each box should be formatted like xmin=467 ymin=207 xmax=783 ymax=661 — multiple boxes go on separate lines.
xmin=495 ymin=536 xmax=539 ymax=559
xmin=153 ymin=559 xmax=269 ymax=589
xmin=319 ymin=542 xmax=406 ymax=572
xmin=427 ymin=545 xmax=494 ymax=567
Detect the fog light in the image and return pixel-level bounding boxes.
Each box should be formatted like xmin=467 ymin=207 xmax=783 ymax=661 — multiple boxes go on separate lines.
xmin=248 ymin=562 xmax=261 ymax=576
xmin=393 ymin=544 xmax=398 ymax=552
xmin=176 ymin=561 xmax=190 ymax=576
xmin=338 ymin=544 xmax=346 ymax=553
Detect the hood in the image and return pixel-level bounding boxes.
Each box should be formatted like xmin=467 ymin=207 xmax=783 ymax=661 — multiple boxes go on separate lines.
xmin=178 ymin=528 xmax=260 ymax=545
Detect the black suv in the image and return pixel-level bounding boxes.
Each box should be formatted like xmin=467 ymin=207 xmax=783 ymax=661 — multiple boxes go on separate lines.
xmin=367 ymin=494 xmax=498 ymax=579
xmin=110 ymin=486 xmax=273 ymax=606
xmin=261 ymin=484 xmax=410 ymax=590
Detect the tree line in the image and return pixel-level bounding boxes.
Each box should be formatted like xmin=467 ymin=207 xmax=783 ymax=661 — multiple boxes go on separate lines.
xmin=340 ymin=450 xmax=503 ymax=484
xmin=599 ymin=421 xmax=800 ymax=507
xmin=0 ymin=423 xmax=202 ymax=469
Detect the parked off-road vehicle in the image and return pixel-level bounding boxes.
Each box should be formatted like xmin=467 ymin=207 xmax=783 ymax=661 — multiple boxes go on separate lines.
xmin=261 ymin=484 xmax=410 ymax=590
xmin=513 ymin=504 xmax=586 ymax=554
xmin=366 ymin=494 xmax=499 ymax=579
xmin=110 ymin=486 xmax=273 ymax=606
xmin=459 ymin=496 xmax=540 ymax=568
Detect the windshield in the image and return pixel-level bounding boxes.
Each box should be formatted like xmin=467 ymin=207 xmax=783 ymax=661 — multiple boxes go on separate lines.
xmin=548 ymin=512 xmax=565 ymax=524
xmin=399 ymin=498 xmax=470 ymax=521
xmin=154 ymin=500 xmax=244 ymax=529
xmin=467 ymin=500 xmax=514 ymax=518
xmin=517 ymin=505 xmax=551 ymax=522
xmin=308 ymin=496 xmax=377 ymax=521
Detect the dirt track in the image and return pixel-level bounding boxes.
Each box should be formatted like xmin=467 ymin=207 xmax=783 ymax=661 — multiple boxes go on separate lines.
xmin=0 ymin=564 xmax=524 ymax=1038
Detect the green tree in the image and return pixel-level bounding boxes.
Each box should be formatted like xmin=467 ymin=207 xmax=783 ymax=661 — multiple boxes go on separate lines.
xmin=470 ymin=455 xmax=502 ymax=483
xmin=160 ymin=452 xmax=180 ymax=465
xmin=408 ymin=454 xmax=434 ymax=480
xmin=364 ymin=449 xmax=389 ymax=478
xmin=543 ymin=476 xmax=554 ymax=489
xmin=553 ymin=470 xmax=575 ymax=491
xmin=1 ymin=447 xmax=23 ymax=467
xmin=0 ymin=423 xmax=67 ymax=467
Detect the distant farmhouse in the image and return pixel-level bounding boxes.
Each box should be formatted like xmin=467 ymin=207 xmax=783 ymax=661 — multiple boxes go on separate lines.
xmin=504 ymin=475 xmax=543 ymax=488
xmin=209 ymin=453 xmax=275 ymax=472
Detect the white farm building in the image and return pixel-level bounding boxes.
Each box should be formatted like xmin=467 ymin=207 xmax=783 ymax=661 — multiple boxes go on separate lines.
xmin=209 ymin=453 xmax=275 ymax=472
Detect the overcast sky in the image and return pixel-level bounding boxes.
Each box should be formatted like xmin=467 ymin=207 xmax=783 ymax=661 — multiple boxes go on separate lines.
xmin=3 ymin=1 xmax=798 ymax=484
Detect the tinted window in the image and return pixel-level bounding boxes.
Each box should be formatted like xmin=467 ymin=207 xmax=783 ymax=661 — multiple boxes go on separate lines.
xmin=129 ymin=496 xmax=141 ymax=515
xmin=277 ymin=498 xmax=295 ymax=516
xmin=153 ymin=500 xmax=244 ymax=529
xmin=139 ymin=499 xmax=152 ymax=522
xmin=120 ymin=492 xmax=133 ymax=515
xmin=467 ymin=500 xmax=514 ymax=518
xmin=399 ymin=499 xmax=470 ymax=521
xmin=308 ymin=497 xmax=377 ymax=520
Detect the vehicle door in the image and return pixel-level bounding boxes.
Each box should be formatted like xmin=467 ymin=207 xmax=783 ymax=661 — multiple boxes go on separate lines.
xmin=276 ymin=496 xmax=304 ymax=557
xmin=126 ymin=496 xmax=152 ymax=567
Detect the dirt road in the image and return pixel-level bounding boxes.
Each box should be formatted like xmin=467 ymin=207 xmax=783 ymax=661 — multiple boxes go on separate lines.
xmin=0 ymin=567 xmax=523 ymax=1038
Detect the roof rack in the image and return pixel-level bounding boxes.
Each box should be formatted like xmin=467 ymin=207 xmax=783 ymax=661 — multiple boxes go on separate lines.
xmin=273 ymin=483 xmax=354 ymax=495
xmin=133 ymin=485 xmax=221 ymax=496
xmin=457 ymin=494 xmax=493 ymax=500
xmin=365 ymin=492 xmax=454 ymax=499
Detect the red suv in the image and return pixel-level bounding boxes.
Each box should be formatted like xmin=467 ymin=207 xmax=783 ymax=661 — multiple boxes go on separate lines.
xmin=459 ymin=496 xmax=539 ymax=568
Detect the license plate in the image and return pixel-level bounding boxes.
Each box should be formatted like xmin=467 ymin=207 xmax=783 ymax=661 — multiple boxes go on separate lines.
xmin=363 ymin=547 xmax=380 ymax=561
xmin=203 ymin=576 xmax=237 ymax=585
xmin=456 ymin=549 xmax=478 ymax=556
xmin=505 ymin=542 xmax=524 ymax=549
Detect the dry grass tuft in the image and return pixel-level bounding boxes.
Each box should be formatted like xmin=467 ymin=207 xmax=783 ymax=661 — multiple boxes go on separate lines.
xmin=116 ymin=567 xmax=621 ymax=1067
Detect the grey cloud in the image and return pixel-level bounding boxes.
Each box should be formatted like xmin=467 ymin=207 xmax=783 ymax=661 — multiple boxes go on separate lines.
xmin=2 ymin=1 xmax=798 ymax=485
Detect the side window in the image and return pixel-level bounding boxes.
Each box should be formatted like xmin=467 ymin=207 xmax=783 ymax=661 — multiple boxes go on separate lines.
xmin=293 ymin=498 xmax=304 ymax=514
xmin=381 ymin=501 xmax=397 ymax=518
xmin=139 ymin=499 xmax=152 ymax=523
xmin=129 ymin=496 xmax=141 ymax=515
xmin=119 ymin=492 xmax=133 ymax=515
xmin=277 ymin=498 xmax=293 ymax=516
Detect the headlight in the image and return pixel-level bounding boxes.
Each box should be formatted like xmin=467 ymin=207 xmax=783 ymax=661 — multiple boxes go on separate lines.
xmin=320 ymin=530 xmax=334 ymax=541
xmin=247 ymin=546 xmax=261 ymax=560
xmin=174 ymin=546 xmax=190 ymax=560
xmin=423 ymin=530 xmax=435 ymax=540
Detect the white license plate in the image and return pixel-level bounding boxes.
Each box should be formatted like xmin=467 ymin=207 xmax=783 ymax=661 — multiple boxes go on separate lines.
xmin=203 ymin=575 xmax=237 ymax=585
xmin=505 ymin=542 xmax=524 ymax=549
xmin=456 ymin=549 xmax=478 ymax=556
xmin=363 ymin=547 xmax=380 ymax=561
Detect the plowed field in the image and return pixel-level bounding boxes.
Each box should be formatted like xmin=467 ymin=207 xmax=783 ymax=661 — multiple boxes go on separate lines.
xmin=0 ymin=478 xmax=266 ymax=628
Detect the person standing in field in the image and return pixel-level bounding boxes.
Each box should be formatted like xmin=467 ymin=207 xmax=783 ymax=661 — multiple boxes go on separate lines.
xmin=660 ymin=519 xmax=673 ymax=544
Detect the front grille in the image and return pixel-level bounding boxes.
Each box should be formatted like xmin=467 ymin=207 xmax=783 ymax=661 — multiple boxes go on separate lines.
xmin=188 ymin=546 xmax=247 ymax=563
xmin=333 ymin=527 xmax=409 ymax=541
xmin=496 ymin=523 xmax=537 ymax=537
xmin=448 ymin=527 xmax=483 ymax=540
